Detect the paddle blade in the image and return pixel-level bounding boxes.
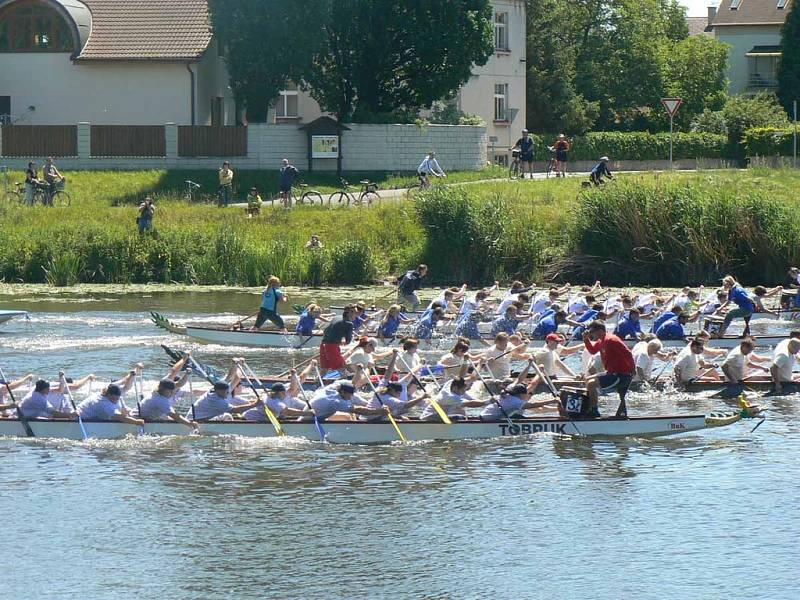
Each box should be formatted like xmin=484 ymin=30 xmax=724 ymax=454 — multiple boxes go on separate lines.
xmin=387 ymin=413 xmax=407 ymax=442
xmin=429 ymin=399 xmax=453 ymax=425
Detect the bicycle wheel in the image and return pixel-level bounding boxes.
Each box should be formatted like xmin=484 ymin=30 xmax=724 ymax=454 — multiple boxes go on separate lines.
xmin=182 ymin=191 xmax=193 ymax=202
xmin=329 ymin=191 xmax=351 ymax=205
xmin=301 ymin=191 xmax=323 ymax=205
xmin=546 ymin=160 xmax=554 ymax=178
xmin=509 ymin=161 xmax=520 ymax=180
xmin=359 ymin=191 xmax=380 ymax=205
xmin=53 ymin=190 xmax=71 ymax=207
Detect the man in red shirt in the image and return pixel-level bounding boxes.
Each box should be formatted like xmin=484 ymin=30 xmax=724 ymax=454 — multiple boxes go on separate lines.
xmin=583 ymin=320 xmax=635 ymax=418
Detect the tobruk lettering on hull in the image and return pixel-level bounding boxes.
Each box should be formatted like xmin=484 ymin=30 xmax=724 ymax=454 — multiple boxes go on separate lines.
xmin=499 ymin=422 xmax=568 ymax=436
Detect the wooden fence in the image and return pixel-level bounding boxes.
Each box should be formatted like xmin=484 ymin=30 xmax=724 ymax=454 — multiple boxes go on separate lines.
xmin=90 ymin=125 xmax=166 ymax=157
xmin=0 ymin=125 xmax=77 ymax=157
xmin=178 ymin=126 xmax=247 ymax=157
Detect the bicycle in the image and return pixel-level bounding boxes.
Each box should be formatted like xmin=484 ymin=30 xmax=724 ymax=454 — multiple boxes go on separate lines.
xmin=8 ymin=181 xmax=71 ymax=206
xmin=356 ymin=180 xmax=380 ymax=205
xmin=296 ymin=182 xmax=324 ymax=205
xmin=509 ymin=149 xmax=521 ymax=179
xmin=545 ymin=146 xmax=558 ymax=178
xmin=405 ymin=173 xmax=435 ymax=198
xmin=328 ymin=178 xmax=357 ymax=205
xmin=182 ymin=180 xmax=201 ymax=202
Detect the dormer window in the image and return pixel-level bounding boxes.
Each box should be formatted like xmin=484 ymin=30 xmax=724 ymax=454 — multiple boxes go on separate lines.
xmin=777 ymin=0 xmax=787 ymax=8
xmin=0 ymin=1 xmax=74 ymax=52
xmin=730 ymin=0 xmax=742 ymax=9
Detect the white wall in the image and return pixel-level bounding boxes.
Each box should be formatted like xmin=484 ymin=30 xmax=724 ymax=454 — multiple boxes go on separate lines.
xmin=715 ymin=25 xmax=782 ymax=95
xmin=0 ymin=122 xmax=488 ymax=171
xmin=0 ymin=53 xmax=194 ymax=125
xmin=195 ymin=41 xmax=237 ymax=125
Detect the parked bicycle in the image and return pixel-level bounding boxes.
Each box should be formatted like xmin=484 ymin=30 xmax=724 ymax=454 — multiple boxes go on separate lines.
xmin=328 ymin=178 xmax=357 ymax=205
xmin=508 ymin=149 xmax=522 ymax=180
xmin=545 ymin=146 xmax=558 ymax=178
xmin=296 ymin=182 xmax=324 ymax=205
xmin=7 ymin=180 xmax=71 ymax=206
xmin=182 ymin=180 xmax=218 ymax=204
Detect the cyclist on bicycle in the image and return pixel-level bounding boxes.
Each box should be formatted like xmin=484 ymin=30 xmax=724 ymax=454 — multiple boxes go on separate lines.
xmin=43 ymin=157 xmax=64 ymax=206
xmin=24 ymin=161 xmax=44 ymax=206
xmin=511 ymin=129 xmax=534 ymax=179
xmin=590 ymin=156 xmax=614 ymax=186
xmin=279 ymin=158 xmax=299 ymax=207
xmin=417 ymin=151 xmax=446 ymax=188
xmin=552 ymin=134 xmax=571 ymax=178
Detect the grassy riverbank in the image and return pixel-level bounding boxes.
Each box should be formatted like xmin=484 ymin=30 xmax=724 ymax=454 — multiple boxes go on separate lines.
xmin=1 ymin=168 xmax=798 ymax=286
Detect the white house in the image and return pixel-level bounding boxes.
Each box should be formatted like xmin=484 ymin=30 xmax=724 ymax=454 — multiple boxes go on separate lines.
xmin=711 ymin=0 xmax=793 ymax=95
xmin=0 ymin=0 xmax=234 ymax=125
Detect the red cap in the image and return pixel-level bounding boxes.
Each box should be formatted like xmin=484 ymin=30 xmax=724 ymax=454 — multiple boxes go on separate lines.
xmin=546 ymin=333 xmax=564 ymax=342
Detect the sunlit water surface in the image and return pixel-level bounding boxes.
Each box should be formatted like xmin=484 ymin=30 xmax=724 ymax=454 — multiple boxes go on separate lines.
xmin=0 ymin=287 xmax=798 ymax=599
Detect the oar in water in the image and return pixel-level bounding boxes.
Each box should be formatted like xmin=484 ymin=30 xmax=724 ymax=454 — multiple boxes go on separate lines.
xmin=61 ymin=371 xmax=87 ymax=440
xmin=238 ymin=361 xmax=284 ymax=437
xmin=650 ymin=354 xmax=675 ymax=386
xmin=466 ymin=357 xmax=514 ymax=428
xmin=0 ymin=367 xmax=33 ymax=437
xmin=292 ymin=371 xmax=326 ymax=442
xmin=363 ymin=372 xmax=407 ymax=442
xmin=396 ymin=355 xmax=451 ymax=425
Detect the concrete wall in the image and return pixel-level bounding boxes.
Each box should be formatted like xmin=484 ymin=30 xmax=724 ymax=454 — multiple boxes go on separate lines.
xmin=715 ymin=25 xmax=782 ymax=95
xmin=0 ymin=123 xmax=488 ymax=171
xmin=1 ymin=49 xmax=233 ymax=126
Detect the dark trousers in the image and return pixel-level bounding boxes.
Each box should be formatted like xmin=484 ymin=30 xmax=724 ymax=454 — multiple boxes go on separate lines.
xmin=255 ymin=308 xmax=284 ymax=329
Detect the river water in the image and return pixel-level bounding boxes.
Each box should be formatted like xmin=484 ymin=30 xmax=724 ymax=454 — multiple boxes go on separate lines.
xmin=0 ymin=286 xmax=798 ymax=599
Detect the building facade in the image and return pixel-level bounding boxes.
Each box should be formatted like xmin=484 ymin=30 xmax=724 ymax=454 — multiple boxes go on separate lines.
xmin=711 ymin=0 xmax=793 ymax=95
xmin=272 ymin=0 xmax=527 ymax=165
xmin=0 ymin=0 xmax=234 ymax=125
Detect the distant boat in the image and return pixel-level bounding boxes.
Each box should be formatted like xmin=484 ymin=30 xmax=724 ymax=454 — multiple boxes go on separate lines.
xmin=0 ymin=310 xmax=27 ymax=326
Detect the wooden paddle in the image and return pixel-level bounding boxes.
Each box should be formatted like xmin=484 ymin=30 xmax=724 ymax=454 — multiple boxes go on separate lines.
xmin=363 ymin=373 xmax=407 ymax=442
xmin=238 ymin=361 xmax=284 ymax=437
xmin=466 ymin=357 xmax=514 ymax=428
xmin=276 ymin=354 xmax=319 ymax=379
xmin=61 ymin=371 xmax=88 ymax=440
xmin=0 ymin=367 xmax=33 ymax=437
xmin=292 ymin=371 xmax=326 ymax=442
xmin=397 ymin=355 xmax=451 ymax=425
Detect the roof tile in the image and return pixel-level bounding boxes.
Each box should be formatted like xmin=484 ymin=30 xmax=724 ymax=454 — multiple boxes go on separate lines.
xmin=713 ymin=0 xmax=793 ymax=26
xmin=78 ymin=0 xmax=213 ymax=60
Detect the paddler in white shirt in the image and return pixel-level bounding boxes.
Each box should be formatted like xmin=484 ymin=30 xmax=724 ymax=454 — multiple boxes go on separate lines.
xmin=631 ymin=338 xmax=674 ymax=384
xmin=530 ymin=333 xmax=576 ymax=386
xmin=673 ymin=340 xmax=720 ymax=384
xmin=46 ymin=373 xmax=96 ymax=413
xmin=481 ymin=333 xmax=527 ymax=380
xmin=17 ymin=379 xmax=77 ymax=420
xmin=771 ymin=336 xmax=800 ymax=394
xmin=721 ymin=338 xmax=770 ymax=383
xmin=136 ymin=377 xmax=197 ymax=429
xmin=243 ymin=382 xmax=315 ymax=422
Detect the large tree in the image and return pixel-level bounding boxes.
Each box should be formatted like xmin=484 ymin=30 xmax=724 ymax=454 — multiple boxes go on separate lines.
xmin=209 ymin=0 xmax=493 ymax=123
xmin=778 ymin=0 xmax=800 ymax=115
xmin=304 ymin=0 xmax=494 ymax=120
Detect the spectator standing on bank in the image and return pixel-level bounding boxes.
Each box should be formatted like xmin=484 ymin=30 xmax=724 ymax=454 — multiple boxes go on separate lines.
xmin=218 ymin=161 xmax=234 ymax=207
xmin=42 ymin=157 xmax=64 ymax=205
xmin=279 ymin=158 xmax=299 ymax=208
xmin=25 ymin=161 xmax=42 ymax=205
xmin=137 ymin=196 xmax=155 ymax=234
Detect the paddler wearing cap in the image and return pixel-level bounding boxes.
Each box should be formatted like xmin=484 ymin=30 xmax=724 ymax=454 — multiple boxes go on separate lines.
xmin=531 ymin=333 xmax=577 ymax=381
xmin=479 ymin=383 xmax=558 ymax=421
xmin=362 ymin=380 xmax=429 ymax=422
xmin=190 ymin=380 xmax=263 ymax=421
xmin=309 ymin=375 xmax=389 ymax=421
xmin=16 ymin=379 xmax=78 ymax=420
xmin=135 ymin=376 xmax=197 ymax=429
xmin=76 ymin=383 xmax=144 ymax=425
xmin=243 ymin=382 xmax=315 ymax=422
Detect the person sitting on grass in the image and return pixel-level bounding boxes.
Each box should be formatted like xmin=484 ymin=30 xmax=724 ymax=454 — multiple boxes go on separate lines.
xmin=246 ymin=187 xmax=262 ymax=218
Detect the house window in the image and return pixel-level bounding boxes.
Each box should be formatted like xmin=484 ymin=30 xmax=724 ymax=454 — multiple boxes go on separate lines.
xmin=494 ymin=12 xmax=509 ymax=52
xmin=748 ymin=56 xmax=779 ymax=90
xmin=730 ymin=0 xmax=741 ymax=9
xmin=777 ymin=0 xmax=787 ymax=8
xmin=494 ymin=153 xmax=508 ymax=167
xmin=276 ymin=82 xmax=299 ymax=119
xmin=0 ymin=1 xmax=74 ymax=52
xmin=494 ymin=84 xmax=508 ymax=122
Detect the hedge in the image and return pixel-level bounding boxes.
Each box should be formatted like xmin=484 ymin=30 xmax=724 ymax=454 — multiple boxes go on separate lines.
xmin=743 ymin=126 xmax=800 ymax=157
xmin=530 ymin=131 xmax=728 ymax=161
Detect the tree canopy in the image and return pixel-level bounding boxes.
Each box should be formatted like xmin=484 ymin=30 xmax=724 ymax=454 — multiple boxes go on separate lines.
xmin=209 ymin=0 xmax=494 ymax=122
xmin=778 ymin=0 xmax=800 ymax=115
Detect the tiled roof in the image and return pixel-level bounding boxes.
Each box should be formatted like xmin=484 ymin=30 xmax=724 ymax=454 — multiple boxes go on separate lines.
xmin=686 ymin=16 xmax=713 ymax=36
xmin=77 ymin=0 xmax=213 ymax=60
xmin=713 ymin=0 xmax=793 ymax=26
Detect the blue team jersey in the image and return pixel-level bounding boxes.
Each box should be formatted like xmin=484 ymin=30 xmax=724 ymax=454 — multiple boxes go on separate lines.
xmin=614 ymin=316 xmax=641 ymax=339
xmin=379 ymin=315 xmax=401 ymax=337
xmin=295 ymin=311 xmax=316 ymax=335
xmin=533 ymin=314 xmax=558 ymax=338
xmin=651 ymin=311 xmax=677 ymax=333
xmin=655 ymin=317 xmax=685 ymax=340
xmin=414 ymin=314 xmax=436 ymax=340
xmin=577 ymin=309 xmax=598 ymax=324
xmin=729 ymin=285 xmax=755 ymax=312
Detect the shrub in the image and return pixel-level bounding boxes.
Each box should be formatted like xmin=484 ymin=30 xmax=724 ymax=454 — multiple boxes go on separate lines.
xmin=326 ymin=241 xmax=377 ymax=284
xmin=568 ymin=132 xmax=727 ymax=161
xmin=742 ymin=126 xmax=800 ymax=157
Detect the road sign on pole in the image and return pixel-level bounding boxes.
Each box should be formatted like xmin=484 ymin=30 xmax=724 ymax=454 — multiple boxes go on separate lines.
xmin=661 ymin=98 xmax=683 ymax=169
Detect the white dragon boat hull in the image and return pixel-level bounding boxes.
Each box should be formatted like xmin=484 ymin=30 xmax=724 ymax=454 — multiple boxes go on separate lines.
xmin=0 ymin=310 xmax=27 ymax=326
xmin=0 ymin=412 xmax=744 ymax=443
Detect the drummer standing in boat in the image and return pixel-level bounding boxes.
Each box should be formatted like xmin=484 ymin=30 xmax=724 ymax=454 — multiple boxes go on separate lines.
xmin=252 ymin=276 xmax=288 ymax=333
xmin=319 ymin=305 xmax=356 ymax=375
xmin=396 ymin=264 xmax=427 ymax=311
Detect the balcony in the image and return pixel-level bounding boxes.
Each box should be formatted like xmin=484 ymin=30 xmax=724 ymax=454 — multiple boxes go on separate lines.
xmin=747 ymin=75 xmax=779 ymax=92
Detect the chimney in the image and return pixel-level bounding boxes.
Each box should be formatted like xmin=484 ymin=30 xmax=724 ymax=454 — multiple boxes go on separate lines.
xmin=707 ymin=5 xmax=717 ymax=28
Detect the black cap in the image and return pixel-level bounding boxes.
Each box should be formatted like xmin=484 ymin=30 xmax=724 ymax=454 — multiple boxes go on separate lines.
xmin=213 ymin=380 xmax=230 ymax=391
xmin=339 ymin=381 xmax=356 ymax=393
xmin=106 ymin=384 xmax=122 ymax=397
xmin=271 ymin=382 xmax=286 ymax=392
xmin=386 ymin=382 xmax=403 ymax=392
xmin=504 ymin=383 xmax=529 ymax=396
xmin=34 ymin=379 xmax=51 ymax=392
xmin=159 ymin=379 xmax=176 ymax=390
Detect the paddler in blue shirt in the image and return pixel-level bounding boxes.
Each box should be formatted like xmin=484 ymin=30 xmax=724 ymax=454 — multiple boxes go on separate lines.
xmin=532 ymin=310 xmax=567 ymax=339
xmin=655 ymin=313 xmax=689 ymax=341
xmin=614 ymin=308 xmax=644 ymax=340
xmin=714 ymin=275 xmax=755 ymax=337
